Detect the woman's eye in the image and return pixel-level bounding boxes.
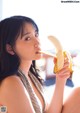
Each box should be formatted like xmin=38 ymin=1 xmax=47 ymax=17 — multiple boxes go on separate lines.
xmin=25 ymin=37 xmax=31 ymax=41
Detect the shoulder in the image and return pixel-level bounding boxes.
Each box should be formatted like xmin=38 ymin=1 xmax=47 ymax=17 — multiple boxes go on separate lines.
xmin=0 ymin=75 xmax=35 ymax=113
xmin=0 ymin=75 xmax=23 ymax=90
xmin=0 ymin=75 xmax=25 ymax=96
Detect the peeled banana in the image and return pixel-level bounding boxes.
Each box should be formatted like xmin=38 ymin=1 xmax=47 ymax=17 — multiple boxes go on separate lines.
xmin=48 ymin=35 xmax=73 ymax=74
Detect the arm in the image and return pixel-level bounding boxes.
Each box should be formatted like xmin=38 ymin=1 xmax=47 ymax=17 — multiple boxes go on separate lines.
xmin=45 ymin=57 xmax=70 ymax=113
xmin=0 ymin=75 xmax=36 ymax=113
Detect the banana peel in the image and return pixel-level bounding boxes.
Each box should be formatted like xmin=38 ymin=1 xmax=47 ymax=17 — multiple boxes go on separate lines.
xmin=48 ymin=36 xmax=73 ymax=76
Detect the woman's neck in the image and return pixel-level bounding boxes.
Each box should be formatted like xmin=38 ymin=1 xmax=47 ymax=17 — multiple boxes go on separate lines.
xmin=19 ymin=60 xmax=32 ymax=76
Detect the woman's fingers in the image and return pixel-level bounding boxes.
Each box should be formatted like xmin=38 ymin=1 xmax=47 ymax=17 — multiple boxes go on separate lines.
xmin=56 ymin=59 xmax=71 ymax=79
xmin=54 ymin=57 xmax=57 ymax=64
xmin=57 ymin=68 xmax=70 ymax=78
xmin=54 ymin=51 xmax=72 ymax=79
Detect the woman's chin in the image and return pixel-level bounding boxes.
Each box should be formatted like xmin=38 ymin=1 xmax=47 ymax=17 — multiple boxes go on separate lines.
xmin=34 ymin=54 xmax=42 ymax=60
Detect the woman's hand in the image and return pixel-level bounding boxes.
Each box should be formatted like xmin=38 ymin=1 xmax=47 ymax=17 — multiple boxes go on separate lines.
xmin=54 ymin=56 xmax=71 ymax=80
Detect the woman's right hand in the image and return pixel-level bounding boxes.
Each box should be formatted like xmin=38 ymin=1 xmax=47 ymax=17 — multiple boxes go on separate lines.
xmin=53 ymin=55 xmax=71 ymax=80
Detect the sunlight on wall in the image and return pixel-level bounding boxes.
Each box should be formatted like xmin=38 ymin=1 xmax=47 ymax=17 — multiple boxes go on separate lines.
xmin=1 ymin=0 xmax=80 ymax=50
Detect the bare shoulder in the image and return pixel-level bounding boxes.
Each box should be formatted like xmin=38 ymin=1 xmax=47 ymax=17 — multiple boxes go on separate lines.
xmin=0 ymin=75 xmax=35 ymax=113
xmin=0 ymin=75 xmax=26 ymax=101
xmin=0 ymin=75 xmax=24 ymax=93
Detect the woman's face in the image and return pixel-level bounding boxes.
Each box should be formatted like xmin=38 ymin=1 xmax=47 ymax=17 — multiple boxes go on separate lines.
xmin=14 ymin=23 xmax=42 ymax=61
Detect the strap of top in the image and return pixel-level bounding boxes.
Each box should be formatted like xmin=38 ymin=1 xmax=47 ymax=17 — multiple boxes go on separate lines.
xmin=17 ymin=69 xmax=46 ymax=113
xmin=28 ymin=71 xmax=46 ymax=111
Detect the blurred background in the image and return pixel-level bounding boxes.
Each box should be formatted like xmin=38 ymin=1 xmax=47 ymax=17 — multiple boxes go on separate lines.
xmin=0 ymin=0 xmax=80 ymax=100
xmin=0 ymin=0 xmax=80 ymax=50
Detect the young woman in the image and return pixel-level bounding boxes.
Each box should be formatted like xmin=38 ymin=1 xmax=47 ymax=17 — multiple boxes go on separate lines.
xmin=0 ymin=16 xmax=80 ymax=113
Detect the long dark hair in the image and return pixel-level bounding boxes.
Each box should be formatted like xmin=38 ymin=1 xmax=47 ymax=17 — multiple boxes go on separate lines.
xmin=0 ymin=16 xmax=43 ymax=84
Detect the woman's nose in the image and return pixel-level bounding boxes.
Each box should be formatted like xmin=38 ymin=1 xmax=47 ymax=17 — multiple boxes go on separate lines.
xmin=34 ymin=38 xmax=41 ymax=48
xmin=34 ymin=44 xmax=38 ymax=48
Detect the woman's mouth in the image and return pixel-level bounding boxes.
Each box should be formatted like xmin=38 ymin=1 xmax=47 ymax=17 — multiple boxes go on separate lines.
xmin=35 ymin=51 xmax=42 ymax=54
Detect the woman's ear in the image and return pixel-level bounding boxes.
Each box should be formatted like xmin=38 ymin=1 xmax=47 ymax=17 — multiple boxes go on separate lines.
xmin=6 ymin=44 xmax=15 ymax=55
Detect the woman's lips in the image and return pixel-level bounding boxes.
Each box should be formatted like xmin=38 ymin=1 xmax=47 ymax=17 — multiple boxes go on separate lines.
xmin=35 ymin=47 xmax=41 ymax=52
xmin=35 ymin=50 xmax=41 ymax=54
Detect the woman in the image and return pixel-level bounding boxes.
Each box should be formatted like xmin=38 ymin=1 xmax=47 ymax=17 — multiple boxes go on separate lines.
xmin=0 ymin=15 xmax=80 ymax=113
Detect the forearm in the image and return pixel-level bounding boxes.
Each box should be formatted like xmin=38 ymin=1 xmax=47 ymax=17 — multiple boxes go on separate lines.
xmin=45 ymin=78 xmax=66 ymax=113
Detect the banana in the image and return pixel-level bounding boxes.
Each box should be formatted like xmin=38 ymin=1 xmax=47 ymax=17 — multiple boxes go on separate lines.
xmin=39 ymin=50 xmax=56 ymax=57
xmin=48 ymin=35 xmax=73 ymax=74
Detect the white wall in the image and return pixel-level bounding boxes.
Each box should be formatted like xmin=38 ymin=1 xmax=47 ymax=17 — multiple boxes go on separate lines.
xmin=0 ymin=0 xmax=2 ymax=20
xmin=1 ymin=0 xmax=80 ymax=51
